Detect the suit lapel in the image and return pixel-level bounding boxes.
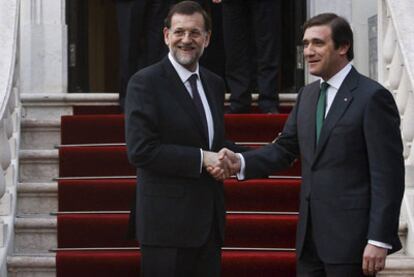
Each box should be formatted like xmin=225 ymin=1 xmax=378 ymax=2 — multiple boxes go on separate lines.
xmin=303 ymin=82 xmax=320 ymax=155
xmin=162 ymin=57 xmax=208 ymax=145
xmin=312 ymin=68 xmax=358 ymax=164
xmin=200 ymin=68 xmax=221 ymax=150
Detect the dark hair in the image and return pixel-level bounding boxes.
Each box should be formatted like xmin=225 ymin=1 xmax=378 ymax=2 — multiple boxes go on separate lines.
xmin=303 ymin=13 xmax=354 ymax=61
xmin=165 ymin=1 xmax=212 ymax=32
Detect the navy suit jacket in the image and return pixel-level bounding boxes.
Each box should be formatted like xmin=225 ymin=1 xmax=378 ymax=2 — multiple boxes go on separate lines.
xmin=243 ymin=67 xmax=405 ymax=263
xmin=125 ymin=56 xmax=245 ymax=247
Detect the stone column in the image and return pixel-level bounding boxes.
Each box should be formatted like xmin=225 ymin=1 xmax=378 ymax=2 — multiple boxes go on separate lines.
xmin=19 ymin=0 xmax=67 ymax=94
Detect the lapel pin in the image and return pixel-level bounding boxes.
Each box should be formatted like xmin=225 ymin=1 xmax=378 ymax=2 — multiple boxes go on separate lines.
xmin=344 ymin=98 xmax=348 ymax=102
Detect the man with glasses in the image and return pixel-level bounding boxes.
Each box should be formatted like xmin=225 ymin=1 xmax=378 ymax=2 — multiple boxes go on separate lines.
xmin=125 ymin=1 xmax=245 ymax=276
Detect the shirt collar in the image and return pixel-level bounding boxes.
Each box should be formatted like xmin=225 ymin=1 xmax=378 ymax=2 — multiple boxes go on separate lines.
xmin=168 ymin=52 xmax=200 ymax=83
xmin=321 ymin=63 xmax=352 ymax=90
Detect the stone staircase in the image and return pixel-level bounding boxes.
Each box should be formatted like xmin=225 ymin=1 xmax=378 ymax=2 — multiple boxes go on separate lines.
xmin=7 ymin=94 xmax=118 ymax=276
xmin=3 ymin=0 xmax=413 ymax=275
xmin=7 ymin=94 xmax=414 ymax=276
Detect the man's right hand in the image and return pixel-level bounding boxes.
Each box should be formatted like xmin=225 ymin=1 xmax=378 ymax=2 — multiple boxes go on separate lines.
xmin=205 ymin=148 xmax=241 ymax=180
xmin=212 ymin=0 xmax=222 ymax=3
xmin=218 ymin=148 xmax=241 ymax=174
xmin=362 ymin=244 xmax=387 ymax=276
xmin=203 ymin=151 xmax=230 ymax=180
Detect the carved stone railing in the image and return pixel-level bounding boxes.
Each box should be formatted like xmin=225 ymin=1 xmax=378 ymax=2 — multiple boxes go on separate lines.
xmin=0 ymin=0 xmax=20 ymax=275
xmin=378 ymin=0 xmax=414 ymax=256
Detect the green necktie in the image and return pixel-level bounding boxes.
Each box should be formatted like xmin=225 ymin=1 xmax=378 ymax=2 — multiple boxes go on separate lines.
xmin=316 ymin=82 xmax=329 ymax=143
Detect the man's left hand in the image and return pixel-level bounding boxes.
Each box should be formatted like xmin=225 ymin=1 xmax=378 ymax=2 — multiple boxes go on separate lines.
xmin=362 ymin=244 xmax=387 ymax=276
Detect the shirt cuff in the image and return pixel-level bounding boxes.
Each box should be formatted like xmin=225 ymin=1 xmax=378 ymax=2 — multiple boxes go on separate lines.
xmin=368 ymin=240 xmax=392 ymax=250
xmin=236 ymin=153 xmax=246 ymax=180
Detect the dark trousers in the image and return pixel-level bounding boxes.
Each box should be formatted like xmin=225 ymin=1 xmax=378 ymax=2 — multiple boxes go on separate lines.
xmin=222 ymin=0 xmax=281 ymax=113
xmin=297 ymin=216 xmax=368 ymax=277
xmin=140 ymin=222 xmax=222 ymax=277
xmin=116 ymin=0 xmax=171 ymax=109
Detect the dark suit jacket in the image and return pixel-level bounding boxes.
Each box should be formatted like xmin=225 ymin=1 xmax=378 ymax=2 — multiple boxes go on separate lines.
xmin=125 ymin=56 xmax=244 ymax=248
xmin=243 ymin=67 xmax=405 ymax=263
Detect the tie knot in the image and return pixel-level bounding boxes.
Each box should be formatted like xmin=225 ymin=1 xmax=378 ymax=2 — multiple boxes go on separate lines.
xmin=189 ymin=74 xmax=198 ymax=85
xmin=320 ymin=82 xmax=329 ymax=91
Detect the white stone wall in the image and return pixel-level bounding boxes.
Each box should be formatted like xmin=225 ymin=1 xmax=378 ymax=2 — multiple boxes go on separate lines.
xmin=19 ymin=0 xmax=67 ymax=94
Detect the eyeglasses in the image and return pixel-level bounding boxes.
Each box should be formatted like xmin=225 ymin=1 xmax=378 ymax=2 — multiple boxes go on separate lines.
xmin=170 ymin=29 xmax=206 ymax=39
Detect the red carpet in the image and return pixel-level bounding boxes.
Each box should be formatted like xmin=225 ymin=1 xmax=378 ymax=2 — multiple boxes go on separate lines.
xmin=57 ymin=107 xmax=299 ymax=276
xmin=59 ymin=146 xmax=301 ymax=177
xmin=72 ymin=105 xmax=293 ymax=116
xmin=58 ymin=178 xmax=300 ymax=212
xmin=56 ymin=250 xmax=296 ymax=277
xmin=59 ymin=146 xmax=133 ymax=177
xmin=57 ymin=213 xmax=297 ymax=249
xmin=61 ymin=114 xmax=288 ymax=145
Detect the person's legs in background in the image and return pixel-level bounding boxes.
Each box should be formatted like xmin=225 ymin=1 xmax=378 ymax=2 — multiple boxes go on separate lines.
xmin=250 ymin=0 xmax=281 ymax=113
xmin=222 ymin=0 xmax=252 ymax=113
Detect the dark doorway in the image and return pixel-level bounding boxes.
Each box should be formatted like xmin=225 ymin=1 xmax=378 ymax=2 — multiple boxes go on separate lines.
xmin=67 ymin=0 xmax=119 ymax=93
xmin=67 ymin=0 xmax=306 ymax=94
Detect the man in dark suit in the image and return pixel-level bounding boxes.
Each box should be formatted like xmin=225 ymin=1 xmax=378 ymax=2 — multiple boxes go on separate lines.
xmin=212 ymin=0 xmax=282 ymax=114
xmin=213 ymin=13 xmax=405 ymax=276
xmin=116 ymin=0 xmax=174 ymax=110
xmin=125 ymin=2 xmax=245 ymax=276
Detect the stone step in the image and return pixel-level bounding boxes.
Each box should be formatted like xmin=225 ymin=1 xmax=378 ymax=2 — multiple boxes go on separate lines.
xmin=19 ymin=150 xmax=58 ymax=182
xmin=6 ymin=253 xmax=414 ymax=277
xmin=12 ymin=215 xmax=408 ymax=255
xmin=17 ymin=183 xmax=57 ymax=214
xmin=7 ymin=254 xmax=55 ymax=277
xmin=14 ymin=180 xmax=414 ymax=247
xmin=379 ymin=254 xmax=414 ymax=276
xmin=19 ymin=92 xmax=297 ymax=151
xmin=20 ymin=93 xmax=119 ymax=121
xmin=14 ymin=216 xmax=56 ymax=254
xmin=20 ymin=92 xmax=297 ymax=121
xmin=21 ymin=119 xmax=60 ymax=150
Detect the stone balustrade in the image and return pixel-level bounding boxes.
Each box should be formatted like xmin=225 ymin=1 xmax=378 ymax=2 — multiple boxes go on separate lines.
xmin=0 ymin=0 xmax=20 ymax=275
xmin=379 ymin=0 xmax=414 ymax=256
xmin=379 ymin=0 xmax=414 ymax=187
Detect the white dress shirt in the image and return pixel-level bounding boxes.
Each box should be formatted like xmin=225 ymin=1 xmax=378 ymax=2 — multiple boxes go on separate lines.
xmin=322 ymin=63 xmax=352 ymax=117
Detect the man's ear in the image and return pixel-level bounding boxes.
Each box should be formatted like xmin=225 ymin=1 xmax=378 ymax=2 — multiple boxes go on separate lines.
xmin=339 ymin=43 xmax=350 ymax=57
xmin=204 ymin=31 xmax=212 ymax=48
xmin=163 ymin=27 xmax=170 ymax=46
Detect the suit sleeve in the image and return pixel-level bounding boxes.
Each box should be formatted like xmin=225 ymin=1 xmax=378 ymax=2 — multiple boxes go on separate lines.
xmin=364 ymin=88 xmax=405 ymax=245
xmin=125 ymin=72 xmax=202 ymax=178
xmin=223 ymin=140 xmax=251 ymax=153
xmin=242 ymin=89 xmax=303 ymax=178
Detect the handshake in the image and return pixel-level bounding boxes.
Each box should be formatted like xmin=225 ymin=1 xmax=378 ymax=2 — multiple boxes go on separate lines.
xmin=203 ymin=148 xmax=242 ymax=181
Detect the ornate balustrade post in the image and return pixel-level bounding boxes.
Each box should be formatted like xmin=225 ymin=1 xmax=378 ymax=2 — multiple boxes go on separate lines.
xmin=379 ymin=0 xmax=414 ymax=186
xmin=379 ymin=0 xmax=414 ymax=257
xmin=0 ymin=121 xmax=11 ymax=196
xmin=0 ymin=0 xmax=20 ymax=263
